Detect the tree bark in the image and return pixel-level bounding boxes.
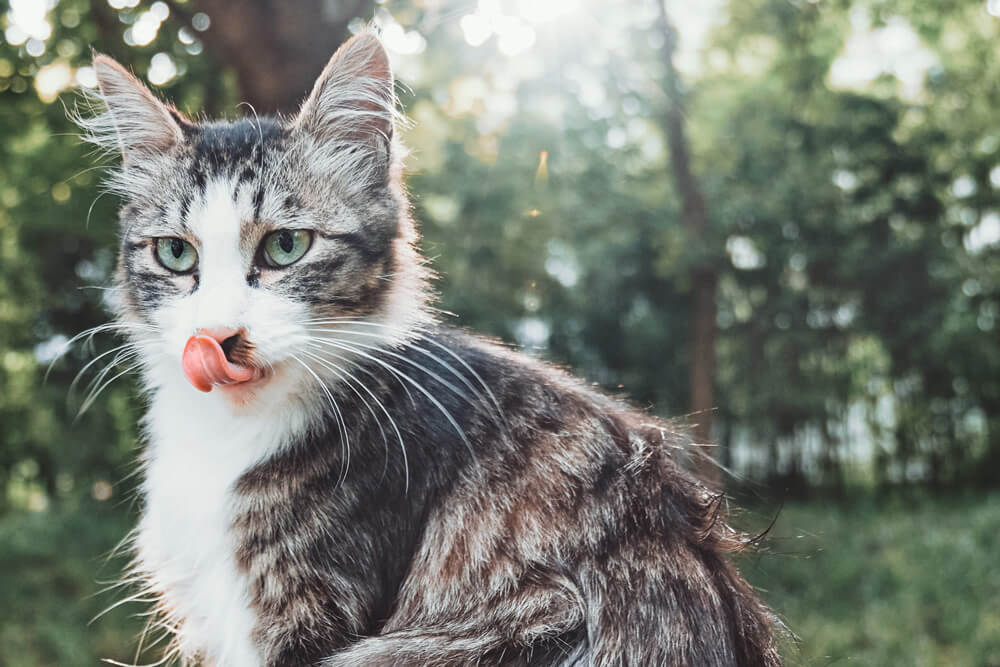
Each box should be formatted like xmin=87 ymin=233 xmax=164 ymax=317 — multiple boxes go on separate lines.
xmin=178 ymin=0 xmax=374 ymax=114
xmin=653 ymin=1 xmax=720 ymax=486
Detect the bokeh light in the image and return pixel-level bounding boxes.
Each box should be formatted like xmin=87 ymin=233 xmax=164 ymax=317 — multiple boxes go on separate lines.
xmin=33 ymin=62 xmax=72 ymax=103
xmin=4 ymin=0 xmax=54 ymax=46
xmin=147 ymin=52 xmax=177 ymax=86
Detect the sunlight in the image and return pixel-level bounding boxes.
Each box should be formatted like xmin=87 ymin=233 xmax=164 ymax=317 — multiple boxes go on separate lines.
xmin=515 ymin=0 xmax=581 ymax=24
xmin=4 ymin=0 xmax=54 ymax=47
xmin=75 ymin=66 xmax=98 ymax=88
xmin=452 ymin=0 xmax=729 ymax=74
xmin=125 ymin=2 xmax=169 ymax=47
xmin=828 ymin=10 xmax=937 ymax=101
xmin=966 ymin=212 xmax=1000 ymax=254
xmin=459 ymin=0 xmax=584 ymax=55
xmin=147 ymin=52 xmax=177 ymax=86
xmin=381 ymin=22 xmax=427 ymax=55
xmin=34 ymin=61 xmax=72 ymax=103
xmin=460 ymin=1 xmax=535 ymax=55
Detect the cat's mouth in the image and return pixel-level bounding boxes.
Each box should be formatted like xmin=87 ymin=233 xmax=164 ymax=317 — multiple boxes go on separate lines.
xmin=181 ymin=331 xmax=265 ymax=393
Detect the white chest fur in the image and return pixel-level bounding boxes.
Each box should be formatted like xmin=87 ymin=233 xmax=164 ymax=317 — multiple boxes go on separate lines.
xmin=137 ymin=380 xmax=307 ymax=666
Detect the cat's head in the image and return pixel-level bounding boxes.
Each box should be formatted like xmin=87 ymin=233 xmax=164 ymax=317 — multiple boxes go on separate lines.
xmin=80 ymin=33 xmax=429 ymax=410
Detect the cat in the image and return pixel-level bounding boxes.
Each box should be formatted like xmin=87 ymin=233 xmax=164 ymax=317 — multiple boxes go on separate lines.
xmin=79 ymin=32 xmax=782 ymax=667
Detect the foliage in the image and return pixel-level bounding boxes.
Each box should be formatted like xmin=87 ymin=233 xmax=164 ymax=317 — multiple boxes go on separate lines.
xmin=0 ymin=0 xmax=997 ymax=511
xmin=702 ymin=0 xmax=1000 ymax=489
xmin=0 ymin=501 xmax=141 ymax=666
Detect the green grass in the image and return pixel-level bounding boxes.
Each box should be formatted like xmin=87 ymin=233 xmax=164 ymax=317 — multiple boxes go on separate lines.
xmin=742 ymin=494 xmax=1000 ymax=666
xmin=1 ymin=494 xmax=999 ymax=665
xmin=0 ymin=502 xmax=142 ymax=667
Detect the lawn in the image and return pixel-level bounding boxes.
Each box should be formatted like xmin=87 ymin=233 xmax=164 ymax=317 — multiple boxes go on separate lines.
xmin=2 ymin=494 xmax=998 ymax=665
xmin=743 ymin=494 xmax=1000 ymax=666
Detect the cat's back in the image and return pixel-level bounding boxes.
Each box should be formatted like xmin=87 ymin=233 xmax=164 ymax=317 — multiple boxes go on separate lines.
xmin=330 ymin=326 xmax=778 ymax=664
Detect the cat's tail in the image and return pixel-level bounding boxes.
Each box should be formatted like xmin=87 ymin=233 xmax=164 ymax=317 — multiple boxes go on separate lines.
xmin=318 ymin=630 xmax=510 ymax=667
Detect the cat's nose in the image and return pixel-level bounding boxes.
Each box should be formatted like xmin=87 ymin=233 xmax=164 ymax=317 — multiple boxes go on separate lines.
xmin=196 ymin=327 xmax=244 ymax=364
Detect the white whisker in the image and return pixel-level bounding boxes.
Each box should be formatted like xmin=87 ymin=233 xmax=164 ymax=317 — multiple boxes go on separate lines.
xmin=308 ymin=330 xmax=475 ymax=409
xmin=305 ymin=336 xmax=476 ymax=462
xmin=302 ymin=319 xmax=508 ymax=436
xmin=70 ymin=341 xmax=141 ymax=396
xmin=77 ymin=353 xmax=158 ymax=417
xmin=289 ymin=353 xmax=352 ymax=487
xmin=300 ymin=346 xmax=410 ymax=493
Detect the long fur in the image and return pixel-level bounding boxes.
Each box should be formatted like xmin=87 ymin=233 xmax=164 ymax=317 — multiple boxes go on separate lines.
xmin=77 ymin=32 xmax=782 ymax=667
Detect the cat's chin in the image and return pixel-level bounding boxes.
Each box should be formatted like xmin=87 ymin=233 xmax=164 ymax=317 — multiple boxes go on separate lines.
xmin=212 ymin=368 xmax=277 ymax=410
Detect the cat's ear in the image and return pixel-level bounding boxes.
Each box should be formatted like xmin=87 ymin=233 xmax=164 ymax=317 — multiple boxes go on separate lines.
xmin=293 ymin=32 xmax=396 ymax=184
xmin=89 ymin=53 xmax=186 ymax=164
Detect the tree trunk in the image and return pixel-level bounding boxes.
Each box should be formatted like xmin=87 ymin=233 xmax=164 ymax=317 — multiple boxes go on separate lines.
xmin=175 ymin=0 xmax=374 ymax=114
xmin=653 ymin=1 xmax=720 ymax=485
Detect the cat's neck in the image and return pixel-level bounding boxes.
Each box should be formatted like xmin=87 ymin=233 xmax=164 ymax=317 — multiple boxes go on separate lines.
xmin=142 ymin=369 xmax=312 ymax=485
xmin=137 ymin=376 xmax=310 ymax=666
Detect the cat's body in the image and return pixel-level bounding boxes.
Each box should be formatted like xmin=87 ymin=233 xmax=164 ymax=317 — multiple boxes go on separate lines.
xmin=141 ymin=327 xmax=776 ymax=666
xmin=82 ymin=33 xmax=781 ymax=666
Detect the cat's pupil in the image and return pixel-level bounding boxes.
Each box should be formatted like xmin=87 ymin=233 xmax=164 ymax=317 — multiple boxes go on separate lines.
xmin=170 ymin=238 xmax=183 ymax=258
xmin=279 ymin=231 xmax=293 ymax=253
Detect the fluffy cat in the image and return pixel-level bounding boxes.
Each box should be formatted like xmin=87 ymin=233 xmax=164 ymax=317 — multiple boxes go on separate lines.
xmin=80 ymin=32 xmax=781 ymax=666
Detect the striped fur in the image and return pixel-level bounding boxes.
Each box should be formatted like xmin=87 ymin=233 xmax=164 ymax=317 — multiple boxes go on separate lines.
xmin=80 ymin=32 xmax=782 ymax=666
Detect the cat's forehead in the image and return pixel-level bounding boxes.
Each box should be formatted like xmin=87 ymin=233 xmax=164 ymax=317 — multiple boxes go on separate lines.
xmin=120 ymin=116 xmax=366 ymax=239
xmin=185 ymin=117 xmax=288 ymax=175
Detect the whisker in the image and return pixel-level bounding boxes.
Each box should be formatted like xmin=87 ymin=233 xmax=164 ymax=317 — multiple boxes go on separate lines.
xmin=297 ymin=330 xmax=417 ymax=408
xmin=299 ymin=348 xmax=391 ymax=479
xmin=70 ymin=342 xmax=140 ymax=396
xmin=300 ymin=321 xmax=509 ymax=443
xmin=309 ymin=331 xmax=476 ymax=411
xmin=306 ymin=325 xmax=507 ymax=434
xmin=77 ymin=353 xmax=161 ymax=418
xmin=301 ymin=347 xmax=410 ymax=493
xmin=305 ymin=337 xmax=476 ymax=463
xmin=289 ymin=353 xmax=352 ymax=488
xmin=78 ymin=364 xmax=140 ymax=418
xmin=78 ymin=347 xmax=141 ymax=402
xmin=77 ymin=285 xmax=123 ymax=292
xmin=46 ymin=321 xmax=156 ymax=380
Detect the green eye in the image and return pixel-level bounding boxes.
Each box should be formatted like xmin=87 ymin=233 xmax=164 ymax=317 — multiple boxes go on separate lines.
xmin=155 ymin=237 xmax=198 ymax=273
xmin=262 ymin=229 xmax=312 ymax=268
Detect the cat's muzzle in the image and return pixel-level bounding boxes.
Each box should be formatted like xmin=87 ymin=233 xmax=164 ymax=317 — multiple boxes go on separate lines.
xmin=181 ymin=327 xmax=262 ymax=392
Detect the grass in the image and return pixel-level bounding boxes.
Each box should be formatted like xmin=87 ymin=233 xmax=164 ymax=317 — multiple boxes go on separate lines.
xmin=0 ymin=503 xmax=142 ymax=667
xmin=742 ymin=493 xmax=1000 ymax=666
xmin=1 ymin=494 xmax=999 ymax=665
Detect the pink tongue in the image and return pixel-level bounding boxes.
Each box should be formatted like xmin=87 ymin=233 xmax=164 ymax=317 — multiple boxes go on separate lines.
xmin=181 ymin=334 xmax=256 ymax=392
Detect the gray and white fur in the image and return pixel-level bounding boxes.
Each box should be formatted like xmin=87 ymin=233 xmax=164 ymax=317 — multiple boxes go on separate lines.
xmin=78 ymin=32 xmax=782 ymax=667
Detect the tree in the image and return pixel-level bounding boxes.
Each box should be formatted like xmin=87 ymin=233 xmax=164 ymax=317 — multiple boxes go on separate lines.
xmin=162 ymin=0 xmax=373 ymax=114
xmin=653 ymin=1 xmax=720 ymax=484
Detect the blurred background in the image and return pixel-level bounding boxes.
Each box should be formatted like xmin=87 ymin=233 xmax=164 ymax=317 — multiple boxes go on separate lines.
xmin=0 ymin=0 xmax=998 ymax=664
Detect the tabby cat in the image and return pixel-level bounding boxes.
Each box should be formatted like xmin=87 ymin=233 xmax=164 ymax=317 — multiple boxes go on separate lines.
xmin=80 ymin=32 xmax=781 ymax=666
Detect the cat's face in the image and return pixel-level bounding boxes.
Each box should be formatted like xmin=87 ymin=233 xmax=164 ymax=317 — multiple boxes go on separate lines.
xmin=86 ymin=34 xmax=428 ymax=410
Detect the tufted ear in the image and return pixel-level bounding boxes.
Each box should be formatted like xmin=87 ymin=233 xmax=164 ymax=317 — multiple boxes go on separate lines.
xmin=294 ymin=32 xmax=396 ymax=185
xmin=89 ymin=53 xmax=186 ymax=164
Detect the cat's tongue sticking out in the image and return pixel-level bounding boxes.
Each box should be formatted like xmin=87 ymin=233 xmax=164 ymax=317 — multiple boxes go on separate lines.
xmin=181 ymin=329 xmax=258 ymax=393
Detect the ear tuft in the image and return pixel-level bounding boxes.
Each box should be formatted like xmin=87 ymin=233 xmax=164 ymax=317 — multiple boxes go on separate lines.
xmin=294 ymin=32 xmax=398 ymax=186
xmin=80 ymin=53 xmax=186 ymax=164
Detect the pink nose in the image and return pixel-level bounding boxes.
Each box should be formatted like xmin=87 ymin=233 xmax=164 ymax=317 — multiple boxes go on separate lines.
xmin=181 ymin=328 xmax=256 ymax=393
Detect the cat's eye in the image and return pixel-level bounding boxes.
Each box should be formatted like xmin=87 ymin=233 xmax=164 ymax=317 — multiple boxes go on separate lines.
xmin=155 ymin=237 xmax=198 ymax=273
xmin=261 ymin=229 xmax=312 ymax=268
